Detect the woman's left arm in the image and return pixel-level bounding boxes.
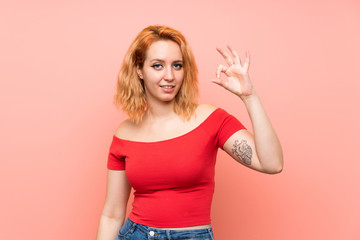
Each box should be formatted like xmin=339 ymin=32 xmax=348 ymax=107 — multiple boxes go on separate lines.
xmin=213 ymin=46 xmax=283 ymax=174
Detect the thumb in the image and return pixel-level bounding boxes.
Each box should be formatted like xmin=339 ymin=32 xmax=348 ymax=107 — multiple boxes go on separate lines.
xmin=212 ymin=77 xmax=222 ymax=86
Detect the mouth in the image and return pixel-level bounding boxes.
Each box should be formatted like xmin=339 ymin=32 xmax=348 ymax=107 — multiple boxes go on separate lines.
xmin=160 ymin=85 xmax=175 ymax=89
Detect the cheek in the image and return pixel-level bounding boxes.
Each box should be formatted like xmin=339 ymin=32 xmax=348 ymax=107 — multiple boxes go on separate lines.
xmin=176 ymin=71 xmax=185 ymax=82
xmin=143 ymin=80 xmax=157 ymax=91
xmin=143 ymin=71 xmax=161 ymax=82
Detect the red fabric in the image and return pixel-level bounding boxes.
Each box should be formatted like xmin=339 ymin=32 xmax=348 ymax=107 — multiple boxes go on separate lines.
xmin=107 ymin=108 xmax=245 ymax=227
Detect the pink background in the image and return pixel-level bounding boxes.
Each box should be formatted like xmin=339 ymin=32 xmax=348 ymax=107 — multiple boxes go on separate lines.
xmin=1 ymin=0 xmax=359 ymax=239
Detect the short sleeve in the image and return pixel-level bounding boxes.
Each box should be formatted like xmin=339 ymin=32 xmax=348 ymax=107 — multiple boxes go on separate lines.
xmin=107 ymin=136 xmax=126 ymax=170
xmin=216 ymin=109 xmax=246 ymax=148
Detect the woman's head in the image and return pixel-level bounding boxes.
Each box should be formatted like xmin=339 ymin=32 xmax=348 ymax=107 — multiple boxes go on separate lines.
xmin=114 ymin=25 xmax=199 ymax=123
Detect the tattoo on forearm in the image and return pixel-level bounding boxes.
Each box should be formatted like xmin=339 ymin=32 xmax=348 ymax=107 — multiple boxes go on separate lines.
xmin=232 ymin=140 xmax=252 ymax=165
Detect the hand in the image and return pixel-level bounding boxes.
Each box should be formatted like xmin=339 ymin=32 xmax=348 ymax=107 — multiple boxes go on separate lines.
xmin=212 ymin=45 xmax=254 ymax=100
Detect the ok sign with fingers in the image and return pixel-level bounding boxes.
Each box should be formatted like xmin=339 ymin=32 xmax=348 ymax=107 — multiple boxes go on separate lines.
xmin=213 ymin=45 xmax=254 ymax=100
xmin=213 ymin=45 xmax=283 ymax=174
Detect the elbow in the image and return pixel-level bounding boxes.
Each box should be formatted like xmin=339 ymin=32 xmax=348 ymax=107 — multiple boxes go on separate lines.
xmin=100 ymin=205 xmax=127 ymax=222
xmin=270 ymin=152 xmax=284 ymax=174
xmin=272 ymin=164 xmax=283 ymax=174
xmin=266 ymin=166 xmax=283 ymax=174
xmin=263 ymin=165 xmax=282 ymax=174
xmin=262 ymin=157 xmax=283 ymax=174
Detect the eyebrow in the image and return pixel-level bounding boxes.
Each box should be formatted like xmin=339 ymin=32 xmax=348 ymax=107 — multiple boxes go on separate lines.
xmin=150 ymin=59 xmax=183 ymax=63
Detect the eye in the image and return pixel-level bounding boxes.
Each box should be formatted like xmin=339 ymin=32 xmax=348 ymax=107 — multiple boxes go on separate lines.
xmin=151 ymin=64 xmax=163 ymax=70
xmin=173 ymin=63 xmax=183 ymax=70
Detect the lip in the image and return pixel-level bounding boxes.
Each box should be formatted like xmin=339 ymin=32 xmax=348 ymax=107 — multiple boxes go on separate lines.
xmin=160 ymin=85 xmax=175 ymax=93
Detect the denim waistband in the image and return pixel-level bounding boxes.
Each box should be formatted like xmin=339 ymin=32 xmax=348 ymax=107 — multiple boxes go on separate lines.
xmin=126 ymin=218 xmax=214 ymax=239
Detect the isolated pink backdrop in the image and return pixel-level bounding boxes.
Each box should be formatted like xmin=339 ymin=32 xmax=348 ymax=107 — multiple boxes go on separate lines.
xmin=1 ymin=0 xmax=359 ymax=239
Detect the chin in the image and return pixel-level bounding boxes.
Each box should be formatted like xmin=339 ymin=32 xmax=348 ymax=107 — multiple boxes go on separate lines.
xmin=161 ymin=96 xmax=177 ymax=102
xmin=159 ymin=91 xmax=180 ymax=102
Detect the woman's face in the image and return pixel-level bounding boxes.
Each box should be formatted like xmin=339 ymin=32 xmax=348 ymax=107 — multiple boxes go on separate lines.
xmin=137 ymin=40 xmax=184 ymax=104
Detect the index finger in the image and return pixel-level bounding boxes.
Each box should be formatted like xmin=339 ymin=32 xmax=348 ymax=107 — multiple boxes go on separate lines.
xmin=216 ymin=47 xmax=233 ymax=66
xmin=227 ymin=45 xmax=241 ymax=65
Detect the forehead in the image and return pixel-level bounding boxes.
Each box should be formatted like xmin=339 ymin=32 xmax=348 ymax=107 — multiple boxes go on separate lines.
xmin=145 ymin=40 xmax=183 ymax=61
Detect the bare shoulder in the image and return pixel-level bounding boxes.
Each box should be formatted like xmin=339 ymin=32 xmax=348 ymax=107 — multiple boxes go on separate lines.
xmin=195 ymin=104 xmax=219 ymax=121
xmin=114 ymin=119 xmax=137 ymax=140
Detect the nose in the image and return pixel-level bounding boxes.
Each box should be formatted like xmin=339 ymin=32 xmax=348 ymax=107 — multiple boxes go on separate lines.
xmin=164 ymin=66 xmax=174 ymax=81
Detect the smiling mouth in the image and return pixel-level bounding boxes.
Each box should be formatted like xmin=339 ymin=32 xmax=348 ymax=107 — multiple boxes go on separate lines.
xmin=160 ymin=85 xmax=175 ymax=89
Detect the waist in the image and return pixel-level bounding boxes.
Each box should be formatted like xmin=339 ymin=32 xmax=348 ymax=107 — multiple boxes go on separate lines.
xmin=125 ymin=218 xmax=214 ymax=237
xmin=129 ymin=188 xmax=214 ymax=228
xmin=150 ymin=224 xmax=212 ymax=230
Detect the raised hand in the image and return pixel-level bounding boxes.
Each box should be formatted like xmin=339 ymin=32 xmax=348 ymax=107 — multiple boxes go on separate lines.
xmin=212 ymin=45 xmax=254 ymax=100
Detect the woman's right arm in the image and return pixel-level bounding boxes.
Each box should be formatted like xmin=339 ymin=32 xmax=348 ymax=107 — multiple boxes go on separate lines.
xmin=96 ymin=170 xmax=131 ymax=240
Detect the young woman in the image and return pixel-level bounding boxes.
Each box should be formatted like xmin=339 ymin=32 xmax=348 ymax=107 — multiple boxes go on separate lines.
xmin=96 ymin=25 xmax=283 ymax=240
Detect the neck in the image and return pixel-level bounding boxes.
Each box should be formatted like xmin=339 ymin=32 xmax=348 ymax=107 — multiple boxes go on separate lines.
xmin=144 ymin=100 xmax=177 ymax=122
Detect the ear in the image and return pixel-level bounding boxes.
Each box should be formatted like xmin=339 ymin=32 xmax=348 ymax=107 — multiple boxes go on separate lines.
xmin=136 ymin=65 xmax=143 ymax=79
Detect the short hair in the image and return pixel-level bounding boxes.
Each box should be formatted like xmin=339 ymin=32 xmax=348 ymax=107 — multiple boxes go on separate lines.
xmin=113 ymin=25 xmax=199 ymax=124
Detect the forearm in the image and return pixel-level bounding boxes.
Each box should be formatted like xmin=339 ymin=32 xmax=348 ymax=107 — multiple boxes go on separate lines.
xmin=241 ymin=91 xmax=283 ymax=173
xmin=96 ymin=214 xmax=124 ymax=240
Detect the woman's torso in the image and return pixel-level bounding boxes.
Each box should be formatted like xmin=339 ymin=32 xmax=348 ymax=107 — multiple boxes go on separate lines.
xmin=114 ymin=104 xmax=217 ymax=230
xmin=109 ymin=104 xmax=244 ymax=229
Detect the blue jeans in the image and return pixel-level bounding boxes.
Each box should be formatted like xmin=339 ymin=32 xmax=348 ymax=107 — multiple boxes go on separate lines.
xmin=116 ymin=218 xmax=215 ymax=240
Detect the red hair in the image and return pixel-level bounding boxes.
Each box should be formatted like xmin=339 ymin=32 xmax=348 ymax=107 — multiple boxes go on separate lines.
xmin=113 ymin=25 xmax=199 ymax=123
